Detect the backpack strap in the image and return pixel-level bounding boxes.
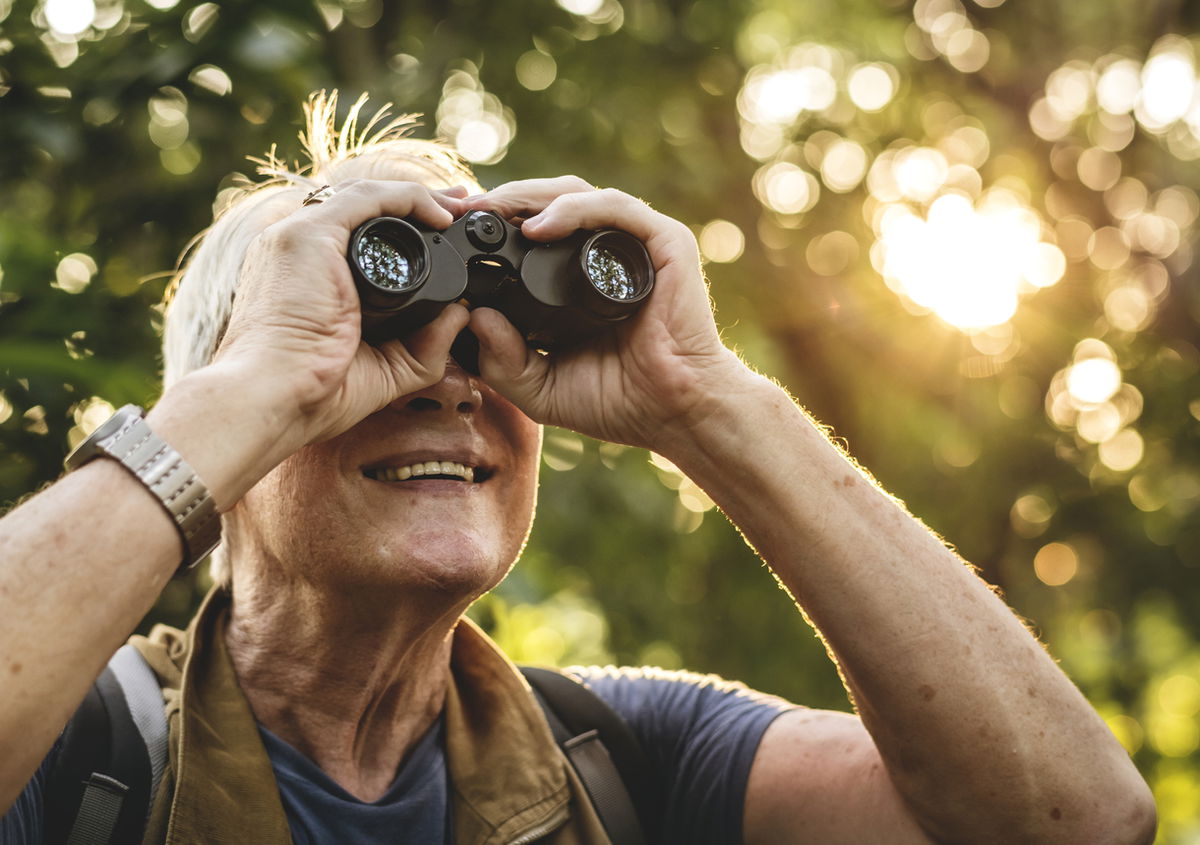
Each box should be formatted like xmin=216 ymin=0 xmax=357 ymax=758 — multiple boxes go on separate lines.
xmin=520 ymin=666 xmax=660 ymax=845
xmin=44 ymin=645 xmax=167 ymax=845
xmin=107 ymin=645 xmax=169 ymax=804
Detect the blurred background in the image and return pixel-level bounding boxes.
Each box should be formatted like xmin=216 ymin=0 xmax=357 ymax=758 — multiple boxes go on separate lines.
xmin=2 ymin=0 xmax=1199 ymax=838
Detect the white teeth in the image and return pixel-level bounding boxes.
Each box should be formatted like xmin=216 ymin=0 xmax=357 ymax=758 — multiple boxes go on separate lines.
xmin=369 ymin=460 xmax=476 ymax=482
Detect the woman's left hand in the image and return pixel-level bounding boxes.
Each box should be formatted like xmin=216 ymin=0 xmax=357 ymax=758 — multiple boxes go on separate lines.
xmin=461 ymin=177 xmax=750 ymax=450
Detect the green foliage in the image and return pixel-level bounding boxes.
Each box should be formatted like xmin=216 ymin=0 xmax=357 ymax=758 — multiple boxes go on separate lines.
xmin=3 ymin=0 xmax=1199 ymax=837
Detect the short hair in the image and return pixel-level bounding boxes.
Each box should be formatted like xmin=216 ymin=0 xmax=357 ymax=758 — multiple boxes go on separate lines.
xmin=161 ymin=90 xmax=481 ymax=584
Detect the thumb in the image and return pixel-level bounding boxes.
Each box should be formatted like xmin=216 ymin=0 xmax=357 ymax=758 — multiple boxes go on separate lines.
xmin=374 ymin=304 xmax=470 ymax=394
xmin=404 ymin=303 xmax=471 ymax=366
xmin=470 ymin=308 xmax=550 ymax=416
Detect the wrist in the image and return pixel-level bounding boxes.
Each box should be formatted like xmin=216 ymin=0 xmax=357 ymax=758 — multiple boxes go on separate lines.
xmin=147 ymin=362 xmax=307 ymax=511
xmin=648 ymin=355 xmax=780 ymax=461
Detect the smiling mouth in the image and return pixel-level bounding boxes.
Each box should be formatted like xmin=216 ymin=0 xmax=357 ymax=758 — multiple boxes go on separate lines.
xmin=363 ymin=460 xmax=493 ymax=484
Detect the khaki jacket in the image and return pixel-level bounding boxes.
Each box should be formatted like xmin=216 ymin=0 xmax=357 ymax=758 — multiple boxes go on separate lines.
xmin=129 ymin=588 xmax=612 ymax=845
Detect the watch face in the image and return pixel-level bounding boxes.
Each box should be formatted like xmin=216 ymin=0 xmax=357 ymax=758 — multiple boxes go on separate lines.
xmin=93 ymin=405 xmax=141 ymax=440
xmin=64 ymin=404 xmax=143 ymax=470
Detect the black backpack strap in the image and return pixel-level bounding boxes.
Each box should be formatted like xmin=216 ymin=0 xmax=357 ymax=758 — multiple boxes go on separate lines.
xmin=520 ymin=666 xmax=661 ymax=845
xmin=44 ymin=646 xmax=165 ymax=845
xmin=43 ymin=681 xmax=111 ymax=845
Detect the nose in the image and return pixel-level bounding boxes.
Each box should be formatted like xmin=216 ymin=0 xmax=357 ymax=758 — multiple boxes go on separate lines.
xmin=395 ymin=361 xmax=483 ymax=415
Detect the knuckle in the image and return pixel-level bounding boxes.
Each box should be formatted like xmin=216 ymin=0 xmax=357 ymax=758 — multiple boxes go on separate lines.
xmin=562 ymin=175 xmax=593 ymax=192
xmin=668 ymin=218 xmax=693 ymax=241
xmin=548 ymin=192 xmax=581 ymax=213
xmin=259 ymin=218 xmax=301 ymax=249
xmin=404 ymin=182 xmax=441 ymax=204
xmin=600 ymin=187 xmax=639 ymax=210
xmin=333 ymin=178 xmax=367 ymax=196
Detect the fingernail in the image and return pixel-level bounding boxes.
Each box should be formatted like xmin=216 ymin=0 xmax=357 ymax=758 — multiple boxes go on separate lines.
xmin=524 ymin=215 xmax=545 ymax=230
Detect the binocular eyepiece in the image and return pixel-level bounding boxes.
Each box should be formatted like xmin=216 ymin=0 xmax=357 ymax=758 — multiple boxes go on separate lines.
xmin=347 ymin=210 xmax=655 ymax=372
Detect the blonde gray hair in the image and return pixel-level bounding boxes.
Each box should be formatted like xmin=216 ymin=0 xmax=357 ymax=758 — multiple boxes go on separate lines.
xmin=162 ymin=91 xmax=481 ymax=583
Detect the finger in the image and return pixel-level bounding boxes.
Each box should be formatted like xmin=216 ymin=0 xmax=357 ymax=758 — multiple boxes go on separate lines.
xmin=437 ymin=185 xmax=470 ymax=199
xmin=521 ymin=189 xmax=694 ymax=261
xmin=430 ymin=190 xmax=468 ymax=217
xmin=396 ymin=302 xmax=471 ymax=369
xmin=302 ymin=180 xmax=457 ymax=232
xmin=469 ymin=308 xmax=550 ymax=414
xmin=460 ymin=176 xmax=593 ymax=221
xmin=369 ymin=304 xmax=470 ymax=400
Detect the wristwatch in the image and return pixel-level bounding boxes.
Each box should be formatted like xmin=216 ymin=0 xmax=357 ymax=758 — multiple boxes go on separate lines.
xmin=64 ymin=404 xmax=221 ymax=573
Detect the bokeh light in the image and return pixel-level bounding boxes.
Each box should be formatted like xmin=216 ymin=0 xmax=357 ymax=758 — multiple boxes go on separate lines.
xmin=872 ymin=190 xmax=1064 ymax=330
xmin=436 ymin=67 xmax=516 ymax=165
xmin=847 ymin=64 xmax=896 ymax=111
xmin=52 ymin=253 xmax=96 ymax=294
xmin=699 ymin=220 xmax=746 ymax=263
xmin=1099 ymin=428 xmax=1146 ymax=472
xmin=820 ymin=139 xmax=868 ymax=193
xmin=44 ymin=0 xmax=95 ymax=35
xmin=1010 ymin=492 xmax=1055 ymax=538
xmin=1067 ymin=357 xmax=1122 ymax=404
xmin=1032 ymin=36 xmax=1200 ymax=161
xmin=806 ymin=231 xmax=858 ymax=276
xmin=66 ymin=396 xmax=115 ymax=450
xmin=740 ymin=66 xmax=837 ymax=126
xmin=911 ymin=0 xmax=990 ymax=72
xmin=1044 ymin=340 xmax=1148 ymax=464
xmin=556 ymin=0 xmax=603 ymax=15
xmin=516 ymin=50 xmax=557 ymax=91
xmin=753 ymin=162 xmax=820 ymax=215
xmin=1097 ymin=60 xmax=1141 ymax=114
xmin=1140 ymin=49 xmax=1195 ymax=129
xmin=1034 ymin=541 xmax=1079 ymax=586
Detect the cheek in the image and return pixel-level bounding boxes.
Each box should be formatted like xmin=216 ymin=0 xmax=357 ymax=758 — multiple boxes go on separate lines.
xmin=235 ymin=450 xmax=347 ymax=550
xmin=501 ymin=444 xmax=541 ymax=553
xmin=508 ymin=426 xmax=542 ymax=513
xmin=506 ymin=414 xmax=543 ymax=475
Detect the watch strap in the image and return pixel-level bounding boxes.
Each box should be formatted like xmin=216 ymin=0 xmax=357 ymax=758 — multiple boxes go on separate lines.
xmin=68 ymin=405 xmax=220 ymax=573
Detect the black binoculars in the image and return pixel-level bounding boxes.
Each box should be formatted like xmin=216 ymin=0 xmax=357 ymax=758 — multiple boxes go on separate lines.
xmin=347 ymin=210 xmax=655 ymax=372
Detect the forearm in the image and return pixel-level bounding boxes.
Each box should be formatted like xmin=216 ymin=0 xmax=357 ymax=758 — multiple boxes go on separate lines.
xmin=657 ymin=370 xmax=1153 ymax=843
xmin=0 ymin=364 xmax=299 ymax=812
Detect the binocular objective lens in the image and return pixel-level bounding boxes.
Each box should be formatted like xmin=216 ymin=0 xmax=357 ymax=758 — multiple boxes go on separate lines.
xmin=585 ymin=246 xmax=638 ymax=301
xmin=359 ymin=233 xmax=418 ymax=291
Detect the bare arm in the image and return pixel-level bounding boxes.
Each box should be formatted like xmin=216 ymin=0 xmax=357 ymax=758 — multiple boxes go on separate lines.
xmin=0 ymin=180 xmax=470 ymax=812
xmin=464 ymin=178 xmax=1156 ymax=844
xmin=664 ymin=372 xmax=1156 ymax=845
xmin=744 ymin=710 xmax=934 ymax=844
xmin=0 ymin=368 xmax=296 ymax=812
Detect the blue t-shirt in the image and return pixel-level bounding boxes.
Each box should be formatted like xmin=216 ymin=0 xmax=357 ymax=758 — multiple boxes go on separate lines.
xmin=259 ymin=717 xmax=449 ymax=845
xmin=1 ymin=667 xmax=792 ymax=845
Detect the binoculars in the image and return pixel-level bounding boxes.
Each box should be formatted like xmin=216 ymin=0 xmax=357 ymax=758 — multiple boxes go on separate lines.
xmin=347 ymin=210 xmax=655 ymax=372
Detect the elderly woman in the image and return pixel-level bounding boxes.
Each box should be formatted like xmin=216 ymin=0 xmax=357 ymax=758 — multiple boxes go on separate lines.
xmin=0 ymin=94 xmax=1154 ymax=844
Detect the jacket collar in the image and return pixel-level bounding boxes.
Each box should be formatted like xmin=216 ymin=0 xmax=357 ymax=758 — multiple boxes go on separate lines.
xmin=444 ymin=619 xmax=572 ymax=844
xmin=155 ymin=587 xmax=574 ymax=845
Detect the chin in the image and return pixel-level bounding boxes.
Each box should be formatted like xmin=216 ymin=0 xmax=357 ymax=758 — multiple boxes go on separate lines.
xmin=357 ymin=528 xmax=514 ymax=599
